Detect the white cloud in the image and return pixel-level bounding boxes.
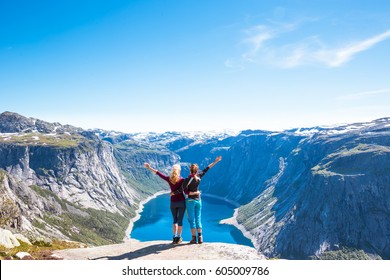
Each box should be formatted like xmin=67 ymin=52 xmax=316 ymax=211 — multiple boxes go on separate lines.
xmin=314 ymin=30 xmax=390 ymax=67
xmin=241 ymin=25 xmax=275 ymax=61
xmin=232 ymin=21 xmax=390 ymax=69
xmin=240 ymin=22 xmax=298 ymax=63
xmin=337 ymin=88 xmax=390 ymax=100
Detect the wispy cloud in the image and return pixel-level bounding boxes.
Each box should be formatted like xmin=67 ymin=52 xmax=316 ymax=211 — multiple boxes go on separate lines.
xmin=314 ymin=30 xmax=390 ymax=67
xmin=241 ymin=25 xmax=274 ymax=61
xmin=240 ymin=22 xmax=298 ymax=63
xmin=229 ymin=21 xmax=390 ymax=69
xmin=224 ymin=58 xmax=245 ymax=71
xmin=337 ymin=88 xmax=390 ymax=100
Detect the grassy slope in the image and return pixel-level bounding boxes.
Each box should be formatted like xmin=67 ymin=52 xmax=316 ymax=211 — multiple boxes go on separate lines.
xmin=29 ymin=185 xmax=135 ymax=246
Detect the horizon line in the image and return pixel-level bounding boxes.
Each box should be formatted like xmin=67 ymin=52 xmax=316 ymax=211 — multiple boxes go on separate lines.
xmin=1 ymin=111 xmax=389 ymax=135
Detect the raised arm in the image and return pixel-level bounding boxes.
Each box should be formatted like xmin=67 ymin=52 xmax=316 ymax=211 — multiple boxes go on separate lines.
xmin=207 ymin=156 xmax=222 ymax=169
xmin=144 ymin=163 xmax=171 ymax=183
xmin=144 ymin=163 xmax=157 ymax=174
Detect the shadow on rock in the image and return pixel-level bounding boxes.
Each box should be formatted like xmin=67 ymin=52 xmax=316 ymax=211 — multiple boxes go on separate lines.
xmin=91 ymin=242 xmax=189 ymax=260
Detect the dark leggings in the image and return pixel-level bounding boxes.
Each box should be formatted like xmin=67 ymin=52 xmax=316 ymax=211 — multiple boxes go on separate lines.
xmin=170 ymin=201 xmax=186 ymax=226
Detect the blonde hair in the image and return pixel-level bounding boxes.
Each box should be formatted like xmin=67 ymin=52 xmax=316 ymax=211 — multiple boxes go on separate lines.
xmin=190 ymin=163 xmax=200 ymax=182
xmin=169 ymin=164 xmax=181 ymax=184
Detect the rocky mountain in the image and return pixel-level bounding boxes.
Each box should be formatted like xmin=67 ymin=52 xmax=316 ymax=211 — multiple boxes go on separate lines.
xmin=213 ymin=118 xmax=390 ymax=259
xmin=110 ymin=117 xmax=390 ymax=259
xmin=0 ymin=112 xmax=177 ymax=246
xmin=1 ymin=111 xmax=390 ymax=260
xmin=0 ymin=111 xmax=82 ymax=134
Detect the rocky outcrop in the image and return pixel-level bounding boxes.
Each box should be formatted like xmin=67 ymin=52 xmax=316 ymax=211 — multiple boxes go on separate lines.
xmin=0 ymin=111 xmax=81 ymax=134
xmin=13 ymin=234 xmax=32 ymax=245
xmin=0 ymin=229 xmax=20 ymax=248
xmin=15 ymin=252 xmax=33 ymax=260
xmin=53 ymin=239 xmax=266 ymax=260
xmin=0 ymin=141 xmax=137 ymax=213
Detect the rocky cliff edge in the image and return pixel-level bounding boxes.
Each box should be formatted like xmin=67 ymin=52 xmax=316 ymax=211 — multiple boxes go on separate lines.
xmin=53 ymin=239 xmax=266 ymax=260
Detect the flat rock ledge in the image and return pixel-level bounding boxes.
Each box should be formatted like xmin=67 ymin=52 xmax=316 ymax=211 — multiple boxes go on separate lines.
xmin=53 ymin=239 xmax=266 ymax=260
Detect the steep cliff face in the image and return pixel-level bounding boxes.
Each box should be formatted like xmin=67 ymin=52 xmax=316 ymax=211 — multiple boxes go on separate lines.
xmin=197 ymin=132 xmax=304 ymax=204
xmin=0 ymin=112 xmax=177 ymax=245
xmin=236 ymin=119 xmax=390 ymax=259
xmin=113 ymin=139 xmax=181 ymax=195
xmin=0 ymin=140 xmax=137 ymax=213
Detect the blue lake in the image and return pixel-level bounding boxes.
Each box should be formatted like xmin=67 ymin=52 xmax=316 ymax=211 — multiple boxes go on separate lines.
xmin=130 ymin=193 xmax=253 ymax=247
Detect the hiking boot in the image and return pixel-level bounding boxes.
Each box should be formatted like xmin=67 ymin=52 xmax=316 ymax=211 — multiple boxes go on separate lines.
xmin=176 ymin=237 xmax=182 ymax=244
xmin=172 ymin=236 xmax=178 ymax=244
xmin=189 ymin=236 xmax=197 ymax=244
xmin=197 ymin=235 xmax=203 ymax=244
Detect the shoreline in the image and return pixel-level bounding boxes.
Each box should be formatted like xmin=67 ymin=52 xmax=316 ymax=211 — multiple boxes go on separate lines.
xmin=220 ymin=208 xmax=257 ymax=249
xmin=123 ymin=190 xmax=169 ymax=242
xmin=202 ymin=194 xmax=256 ymax=248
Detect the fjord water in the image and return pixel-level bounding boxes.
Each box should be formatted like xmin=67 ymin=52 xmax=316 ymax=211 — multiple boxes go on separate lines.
xmin=131 ymin=194 xmax=253 ymax=247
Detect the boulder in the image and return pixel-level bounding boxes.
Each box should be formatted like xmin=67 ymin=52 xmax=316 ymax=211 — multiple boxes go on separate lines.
xmin=14 ymin=233 xmax=32 ymax=245
xmin=15 ymin=251 xmax=33 ymax=260
xmin=0 ymin=229 xmax=20 ymax=248
xmin=30 ymin=235 xmax=52 ymax=247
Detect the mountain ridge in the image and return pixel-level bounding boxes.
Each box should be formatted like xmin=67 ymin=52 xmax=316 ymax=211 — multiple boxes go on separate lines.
xmin=1 ymin=111 xmax=390 ymax=259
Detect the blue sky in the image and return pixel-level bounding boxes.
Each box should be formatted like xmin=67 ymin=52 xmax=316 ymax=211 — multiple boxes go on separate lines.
xmin=1 ymin=0 xmax=390 ymax=132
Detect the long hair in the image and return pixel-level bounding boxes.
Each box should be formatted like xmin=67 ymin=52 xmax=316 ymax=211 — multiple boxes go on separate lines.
xmin=169 ymin=164 xmax=181 ymax=185
xmin=190 ymin=163 xmax=200 ymax=182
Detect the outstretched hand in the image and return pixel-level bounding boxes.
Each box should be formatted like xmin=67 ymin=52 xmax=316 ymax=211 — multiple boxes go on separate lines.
xmin=144 ymin=163 xmax=157 ymax=174
xmin=208 ymin=156 xmax=222 ymax=169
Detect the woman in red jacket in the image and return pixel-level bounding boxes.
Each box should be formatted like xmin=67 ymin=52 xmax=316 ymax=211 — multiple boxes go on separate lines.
xmin=143 ymin=163 xmax=185 ymax=244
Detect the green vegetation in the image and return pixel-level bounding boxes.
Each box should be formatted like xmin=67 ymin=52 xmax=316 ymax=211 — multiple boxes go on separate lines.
xmin=0 ymin=198 xmax=20 ymax=226
xmin=30 ymin=185 xmax=67 ymax=210
xmin=311 ymin=165 xmax=339 ymax=177
xmin=312 ymin=143 xmax=390 ymax=177
xmin=113 ymin=145 xmax=168 ymax=197
xmin=237 ymin=186 xmax=276 ymax=231
xmin=336 ymin=144 xmax=390 ymax=157
xmin=311 ymin=247 xmax=381 ymax=260
xmin=0 ymin=132 xmax=85 ymax=147
xmin=0 ymin=170 xmax=21 ymax=227
xmin=32 ymin=219 xmax=47 ymax=231
xmin=0 ymin=239 xmax=83 ymax=260
xmin=29 ymin=185 xmax=135 ymax=246
xmin=122 ymin=170 xmax=162 ymax=199
xmin=0 ymin=197 xmax=20 ymax=227
xmin=42 ymin=208 xmax=131 ymax=246
xmin=0 ymin=169 xmax=4 ymax=183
